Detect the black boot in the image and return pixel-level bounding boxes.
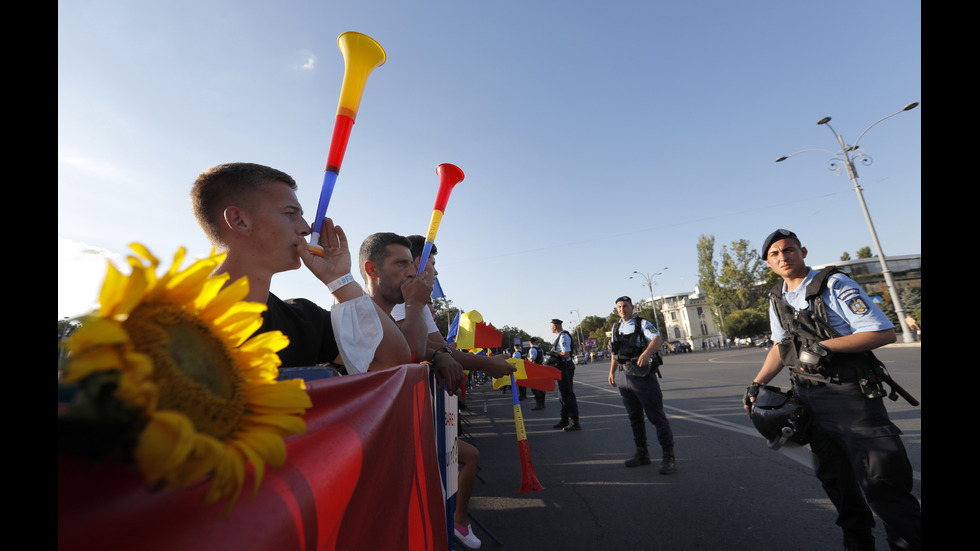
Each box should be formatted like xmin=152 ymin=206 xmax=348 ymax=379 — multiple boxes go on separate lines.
xmin=659 ymin=445 xmax=675 ymax=474
xmin=553 ymin=419 xmax=568 ymax=429
xmin=624 ymin=446 xmax=651 ymax=467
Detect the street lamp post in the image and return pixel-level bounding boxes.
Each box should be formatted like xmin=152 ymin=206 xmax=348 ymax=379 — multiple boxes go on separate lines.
xmin=569 ymin=309 xmax=585 ymax=355
xmin=776 ymin=102 xmax=919 ymax=343
xmin=630 ymin=267 xmax=668 ymax=332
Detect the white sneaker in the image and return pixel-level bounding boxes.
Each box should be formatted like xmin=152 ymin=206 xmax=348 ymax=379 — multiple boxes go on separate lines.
xmin=454 ymin=523 xmax=482 ymax=549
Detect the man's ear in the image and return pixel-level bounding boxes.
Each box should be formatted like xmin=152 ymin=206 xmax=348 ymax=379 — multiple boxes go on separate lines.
xmin=364 ymin=260 xmax=379 ymax=278
xmin=223 ymin=206 xmax=251 ymax=237
xmin=801 ymin=246 xmax=808 ymax=259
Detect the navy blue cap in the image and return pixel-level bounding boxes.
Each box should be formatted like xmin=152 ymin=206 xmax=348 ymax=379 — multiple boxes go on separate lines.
xmin=761 ymin=229 xmax=798 ymax=259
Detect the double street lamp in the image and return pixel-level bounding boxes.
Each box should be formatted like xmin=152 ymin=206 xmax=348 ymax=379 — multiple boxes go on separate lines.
xmin=775 ymin=102 xmax=919 ymax=343
xmin=630 ymin=267 xmax=668 ymax=331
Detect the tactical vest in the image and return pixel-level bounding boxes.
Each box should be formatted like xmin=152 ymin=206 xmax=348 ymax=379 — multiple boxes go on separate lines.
xmin=769 ymin=267 xmax=876 ymax=384
xmin=611 ymin=316 xmax=662 ymax=376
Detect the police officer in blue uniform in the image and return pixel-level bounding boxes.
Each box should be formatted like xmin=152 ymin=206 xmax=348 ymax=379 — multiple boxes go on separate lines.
xmin=608 ymin=296 xmax=675 ymax=474
xmin=550 ymin=319 xmax=581 ymax=431
xmin=744 ymin=229 xmax=920 ymax=551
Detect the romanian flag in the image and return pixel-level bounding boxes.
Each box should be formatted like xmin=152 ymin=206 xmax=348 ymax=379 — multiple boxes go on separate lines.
xmin=449 ymin=310 xmax=502 ymax=350
xmin=492 ymin=358 xmax=562 ymax=392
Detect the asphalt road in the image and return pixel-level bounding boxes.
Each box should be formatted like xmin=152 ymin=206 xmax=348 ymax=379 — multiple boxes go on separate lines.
xmin=457 ymin=344 xmax=921 ymax=551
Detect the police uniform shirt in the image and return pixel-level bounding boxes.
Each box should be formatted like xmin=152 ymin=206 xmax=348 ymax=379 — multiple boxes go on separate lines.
xmin=513 ymin=349 xmax=522 ymax=359
xmin=769 ymin=268 xmax=894 ymax=342
xmin=617 ymin=315 xmax=660 ymax=347
xmin=528 ymin=346 xmax=541 ymax=363
xmin=556 ymin=331 xmax=573 ymax=356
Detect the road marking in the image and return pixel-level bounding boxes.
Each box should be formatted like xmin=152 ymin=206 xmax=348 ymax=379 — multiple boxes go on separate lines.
xmin=575 ymin=379 xmax=921 ymax=480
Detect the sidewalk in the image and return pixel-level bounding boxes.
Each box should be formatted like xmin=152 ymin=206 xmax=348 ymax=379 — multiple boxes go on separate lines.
xmin=885 ymin=340 xmax=921 ymax=348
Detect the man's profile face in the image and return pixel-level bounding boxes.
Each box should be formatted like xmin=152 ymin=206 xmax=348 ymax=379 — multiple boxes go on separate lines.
xmin=376 ymin=244 xmax=415 ymax=304
xmin=247 ymin=181 xmax=311 ymax=273
xmin=616 ymin=300 xmax=634 ymax=321
xmin=414 ymin=254 xmax=437 ymax=282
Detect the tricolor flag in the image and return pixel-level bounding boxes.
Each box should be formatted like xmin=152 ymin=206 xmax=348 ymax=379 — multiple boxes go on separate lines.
xmin=450 ymin=310 xmax=502 ymax=350
xmin=492 ymin=358 xmax=562 ymax=392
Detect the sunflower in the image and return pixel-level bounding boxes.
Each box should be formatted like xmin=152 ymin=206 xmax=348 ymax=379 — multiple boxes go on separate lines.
xmin=60 ymin=243 xmax=311 ymax=509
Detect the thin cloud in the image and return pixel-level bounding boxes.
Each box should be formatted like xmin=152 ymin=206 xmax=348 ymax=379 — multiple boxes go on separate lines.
xmin=293 ymin=49 xmax=316 ymax=70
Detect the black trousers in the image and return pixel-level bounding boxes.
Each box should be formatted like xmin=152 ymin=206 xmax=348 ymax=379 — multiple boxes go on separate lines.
xmin=616 ymin=370 xmax=673 ymax=449
xmin=795 ymin=381 xmax=920 ymax=550
xmin=557 ymin=361 xmax=579 ymax=421
xmin=531 ymin=388 xmax=545 ymax=404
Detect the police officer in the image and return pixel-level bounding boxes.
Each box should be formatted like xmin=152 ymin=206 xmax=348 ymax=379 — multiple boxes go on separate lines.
xmin=744 ymin=229 xmax=920 ymax=551
xmin=527 ymin=338 xmax=547 ymax=410
xmin=550 ymin=319 xmax=581 ymax=431
xmin=608 ymin=296 xmax=675 ymax=474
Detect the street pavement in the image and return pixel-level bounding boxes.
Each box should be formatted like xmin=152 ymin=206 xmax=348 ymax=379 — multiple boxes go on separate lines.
xmin=457 ymin=345 xmax=921 ymax=551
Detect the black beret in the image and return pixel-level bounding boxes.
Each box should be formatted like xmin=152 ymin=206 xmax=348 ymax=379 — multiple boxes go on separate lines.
xmin=761 ymin=229 xmax=798 ymax=259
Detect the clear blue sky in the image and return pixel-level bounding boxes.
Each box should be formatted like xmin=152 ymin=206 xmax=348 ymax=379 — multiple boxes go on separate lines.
xmin=58 ymin=0 xmax=921 ymax=342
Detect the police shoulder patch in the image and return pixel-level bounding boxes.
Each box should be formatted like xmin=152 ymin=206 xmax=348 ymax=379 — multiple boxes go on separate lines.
xmin=846 ymin=296 xmax=869 ymax=315
xmin=837 ymin=288 xmax=860 ymax=302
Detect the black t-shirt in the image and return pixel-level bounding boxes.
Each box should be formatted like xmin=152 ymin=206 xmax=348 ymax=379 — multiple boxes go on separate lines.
xmin=258 ymin=293 xmax=340 ymax=368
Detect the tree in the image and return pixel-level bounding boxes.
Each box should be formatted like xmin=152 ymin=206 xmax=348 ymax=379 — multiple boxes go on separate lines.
xmin=696 ymin=234 xmax=725 ymax=333
xmin=431 ymin=297 xmax=460 ymax=340
xmin=840 ymin=251 xmax=851 ymax=261
xmin=716 ymin=239 xmax=769 ymax=311
xmin=696 ymin=234 xmax=775 ymax=337
xmin=723 ymin=309 xmax=769 ymax=339
xmin=856 ymin=246 xmax=873 ymax=259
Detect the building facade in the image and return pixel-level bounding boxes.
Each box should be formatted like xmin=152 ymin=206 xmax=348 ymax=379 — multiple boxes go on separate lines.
xmin=639 ymin=286 xmax=725 ymax=350
xmin=641 ymin=253 xmax=921 ymax=351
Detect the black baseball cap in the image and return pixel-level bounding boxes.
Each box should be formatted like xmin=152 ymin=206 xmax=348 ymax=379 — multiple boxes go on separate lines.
xmin=761 ymin=229 xmax=799 ymax=259
xmin=615 ymin=296 xmax=632 ymax=304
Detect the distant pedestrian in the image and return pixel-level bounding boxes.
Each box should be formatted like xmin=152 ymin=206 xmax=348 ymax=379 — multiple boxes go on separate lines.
xmin=905 ymin=313 xmax=921 ymax=342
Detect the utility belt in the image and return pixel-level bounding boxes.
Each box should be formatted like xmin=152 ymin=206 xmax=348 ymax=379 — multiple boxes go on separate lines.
xmin=790 ymin=348 xmax=920 ymax=406
xmin=790 ymin=363 xmax=862 ymax=387
xmin=616 ymin=357 xmax=661 ymax=379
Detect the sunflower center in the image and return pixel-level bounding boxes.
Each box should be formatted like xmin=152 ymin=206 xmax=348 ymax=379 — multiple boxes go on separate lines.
xmin=124 ymin=303 xmax=247 ymax=440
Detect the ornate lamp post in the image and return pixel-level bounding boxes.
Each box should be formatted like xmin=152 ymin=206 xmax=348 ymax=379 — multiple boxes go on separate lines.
xmin=776 ymin=102 xmax=919 ymax=342
xmin=630 ymin=267 xmax=668 ymax=332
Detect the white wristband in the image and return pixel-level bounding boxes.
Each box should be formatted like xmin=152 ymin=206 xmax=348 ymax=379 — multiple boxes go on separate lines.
xmin=326 ymin=273 xmax=355 ymax=292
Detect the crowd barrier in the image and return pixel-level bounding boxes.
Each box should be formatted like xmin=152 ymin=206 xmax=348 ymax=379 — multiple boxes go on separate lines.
xmin=58 ymin=364 xmax=458 ymax=551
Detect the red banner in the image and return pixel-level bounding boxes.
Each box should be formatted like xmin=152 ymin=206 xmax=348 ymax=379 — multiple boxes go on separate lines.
xmin=58 ymin=365 xmax=448 ymax=551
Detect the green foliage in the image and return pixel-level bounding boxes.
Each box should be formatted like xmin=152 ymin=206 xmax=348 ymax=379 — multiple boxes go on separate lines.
xmin=856 ymin=246 xmax=873 ymax=259
xmin=696 ymin=234 xmax=772 ymax=336
xmin=431 ymin=297 xmax=460 ymax=340
xmin=840 ymin=251 xmax=851 ymax=261
xmin=723 ymin=309 xmax=769 ymax=338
